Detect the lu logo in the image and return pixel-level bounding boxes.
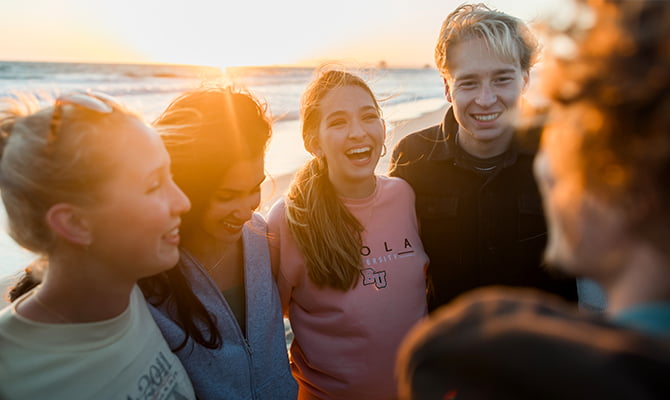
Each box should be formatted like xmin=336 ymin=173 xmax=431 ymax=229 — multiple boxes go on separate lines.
xmin=360 ymin=268 xmax=387 ymax=289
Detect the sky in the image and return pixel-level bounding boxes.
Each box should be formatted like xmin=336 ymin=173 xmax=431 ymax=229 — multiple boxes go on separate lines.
xmin=2 ymin=0 xmax=564 ymax=68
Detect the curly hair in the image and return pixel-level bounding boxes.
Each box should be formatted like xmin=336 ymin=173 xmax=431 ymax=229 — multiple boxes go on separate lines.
xmin=541 ymin=0 xmax=670 ymax=231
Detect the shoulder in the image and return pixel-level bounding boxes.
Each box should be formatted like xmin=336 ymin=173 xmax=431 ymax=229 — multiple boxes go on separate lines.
xmin=378 ymin=175 xmax=414 ymax=196
xmin=393 ymin=124 xmax=443 ymax=158
xmin=266 ymin=198 xmax=287 ymax=228
xmin=247 ymin=212 xmax=268 ymax=232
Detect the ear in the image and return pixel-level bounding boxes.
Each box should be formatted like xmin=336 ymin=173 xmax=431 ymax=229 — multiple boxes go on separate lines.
xmin=306 ymin=136 xmax=323 ymax=158
xmin=443 ymin=77 xmax=452 ymax=103
xmin=45 ymin=203 xmax=93 ymax=246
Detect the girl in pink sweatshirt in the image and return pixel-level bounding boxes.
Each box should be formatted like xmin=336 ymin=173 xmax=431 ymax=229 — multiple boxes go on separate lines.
xmin=267 ymin=68 xmax=428 ymax=400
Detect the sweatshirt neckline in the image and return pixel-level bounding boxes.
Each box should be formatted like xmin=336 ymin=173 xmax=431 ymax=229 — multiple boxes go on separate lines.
xmin=340 ymin=175 xmax=381 ymax=207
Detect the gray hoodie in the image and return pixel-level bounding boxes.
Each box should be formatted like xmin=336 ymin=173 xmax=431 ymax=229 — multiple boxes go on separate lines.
xmin=147 ymin=213 xmax=297 ymax=400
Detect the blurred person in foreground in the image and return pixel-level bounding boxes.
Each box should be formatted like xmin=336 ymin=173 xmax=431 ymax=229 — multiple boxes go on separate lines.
xmin=397 ymin=1 xmax=670 ymax=399
xmin=390 ymin=3 xmax=577 ymax=313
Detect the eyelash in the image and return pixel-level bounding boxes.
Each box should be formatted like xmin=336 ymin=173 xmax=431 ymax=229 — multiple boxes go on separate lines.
xmin=147 ymin=178 xmax=162 ymax=193
xmin=329 ymin=119 xmax=347 ymax=128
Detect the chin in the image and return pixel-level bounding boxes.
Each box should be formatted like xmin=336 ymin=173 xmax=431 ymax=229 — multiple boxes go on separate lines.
xmin=545 ymin=248 xmax=580 ymax=276
xmin=159 ymin=250 xmax=181 ymax=271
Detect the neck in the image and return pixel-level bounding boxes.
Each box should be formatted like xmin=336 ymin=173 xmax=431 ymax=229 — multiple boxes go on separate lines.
xmin=181 ymin=230 xmax=238 ymax=269
xmin=21 ymin=254 xmax=135 ymax=323
xmin=456 ymin=127 xmax=513 ymax=159
xmin=330 ymin=174 xmax=377 ymax=199
xmin=182 ymin=233 xmax=244 ymax=291
xmin=602 ymin=244 xmax=670 ymax=315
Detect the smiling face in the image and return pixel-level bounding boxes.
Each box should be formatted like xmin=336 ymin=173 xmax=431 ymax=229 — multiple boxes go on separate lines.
xmin=312 ymin=84 xmax=385 ymax=198
xmin=83 ymin=119 xmax=191 ymax=281
xmin=197 ymin=156 xmax=265 ymax=245
xmin=445 ymin=37 xmax=529 ymax=157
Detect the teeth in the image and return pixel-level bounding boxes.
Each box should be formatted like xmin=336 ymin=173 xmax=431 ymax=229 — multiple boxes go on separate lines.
xmin=165 ymin=227 xmax=179 ymax=238
xmin=224 ymin=221 xmax=242 ymax=229
xmin=346 ymin=146 xmax=371 ymax=155
xmin=474 ymin=113 xmax=500 ymax=121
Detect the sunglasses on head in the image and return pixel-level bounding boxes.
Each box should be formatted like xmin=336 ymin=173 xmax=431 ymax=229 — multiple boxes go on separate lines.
xmin=47 ymin=91 xmax=122 ymax=148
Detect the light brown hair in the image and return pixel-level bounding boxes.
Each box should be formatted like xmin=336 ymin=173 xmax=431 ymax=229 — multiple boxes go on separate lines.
xmin=285 ymin=68 xmax=382 ymax=290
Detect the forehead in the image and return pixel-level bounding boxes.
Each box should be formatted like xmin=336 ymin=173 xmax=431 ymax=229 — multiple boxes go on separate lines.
xmin=106 ymin=119 xmax=167 ymax=181
xmin=449 ymin=37 xmax=521 ymax=78
xmin=320 ymin=85 xmax=376 ymax=115
xmin=214 ymin=156 xmax=265 ymax=191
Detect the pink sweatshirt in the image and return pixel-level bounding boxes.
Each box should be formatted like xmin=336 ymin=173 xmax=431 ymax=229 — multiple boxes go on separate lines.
xmin=267 ymin=176 xmax=428 ymax=400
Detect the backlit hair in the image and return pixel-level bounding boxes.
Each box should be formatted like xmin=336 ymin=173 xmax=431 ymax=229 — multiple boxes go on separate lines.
xmin=154 ymin=86 xmax=272 ymax=232
xmin=435 ymin=3 xmax=539 ymax=79
xmin=0 ymin=94 xmax=137 ymax=254
xmin=141 ymin=86 xmax=272 ymax=351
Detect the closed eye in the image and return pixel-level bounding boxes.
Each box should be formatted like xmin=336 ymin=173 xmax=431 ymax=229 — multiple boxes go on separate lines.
xmin=495 ymin=76 xmax=514 ymax=85
xmin=458 ymin=81 xmax=477 ymax=89
xmin=363 ymin=113 xmax=380 ymax=121
xmin=328 ymin=118 xmax=347 ymax=128
xmin=147 ymin=179 xmax=162 ymax=193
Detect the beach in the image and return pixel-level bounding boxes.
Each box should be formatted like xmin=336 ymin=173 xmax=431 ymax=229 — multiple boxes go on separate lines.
xmin=0 ymin=99 xmax=448 ymax=306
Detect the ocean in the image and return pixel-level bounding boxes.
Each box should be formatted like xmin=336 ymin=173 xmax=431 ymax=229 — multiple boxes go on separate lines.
xmin=0 ymin=61 xmax=447 ymax=281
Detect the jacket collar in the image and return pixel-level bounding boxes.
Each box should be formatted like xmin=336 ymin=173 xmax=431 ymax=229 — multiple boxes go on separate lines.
xmin=426 ymin=106 xmax=537 ymax=169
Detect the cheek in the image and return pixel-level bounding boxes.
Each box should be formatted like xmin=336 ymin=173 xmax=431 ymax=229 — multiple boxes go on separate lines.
xmin=200 ymin=203 xmax=230 ymax=228
xmin=250 ymin=193 xmax=261 ymax=210
xmin=553 ymin=186 xmax=582 ymax=243
xmin=501 ymin=85 xmax=524 ymax=105
xmin=371 ymin=124 xmax=385 ymax=142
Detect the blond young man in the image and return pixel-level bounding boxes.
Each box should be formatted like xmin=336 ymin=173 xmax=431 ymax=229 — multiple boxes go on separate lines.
xmin=390 ymin=3 xmax=577 ymax=312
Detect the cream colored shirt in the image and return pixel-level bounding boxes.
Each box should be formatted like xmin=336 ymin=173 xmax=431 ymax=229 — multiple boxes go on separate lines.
xmin=0 ymin=285 xmax=196 ymax=400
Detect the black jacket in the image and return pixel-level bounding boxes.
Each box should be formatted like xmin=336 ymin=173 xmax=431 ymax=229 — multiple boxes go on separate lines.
xmin=390 ymin=107 xmax=576 ymax=311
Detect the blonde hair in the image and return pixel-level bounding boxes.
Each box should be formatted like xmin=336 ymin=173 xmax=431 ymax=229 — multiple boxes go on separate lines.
xmin=285 ymin=68 xmax=382 ymax=290
xmin=435 ymin=3 xmax=539 ymax=79
xmin=0 ymin=94 xmax=138 ymax=254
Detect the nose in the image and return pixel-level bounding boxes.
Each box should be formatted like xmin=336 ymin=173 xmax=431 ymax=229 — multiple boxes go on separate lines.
xmin=170 ymin=180 xmax=191 ymax=215
xmin=348 ymin=119 xmax=366 ymax=140
xmin=475 ymin=84 xmax=497 ymax=108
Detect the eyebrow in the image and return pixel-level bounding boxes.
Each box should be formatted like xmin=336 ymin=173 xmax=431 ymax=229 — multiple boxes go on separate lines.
xmin=325 ymin=106 xmax=378 ymax=120
xmin=455 ymin=68 xmax=517 ymax=81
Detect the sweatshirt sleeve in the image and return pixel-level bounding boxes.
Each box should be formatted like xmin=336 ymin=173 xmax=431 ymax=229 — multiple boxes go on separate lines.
xmin=266 ymin=198 xmax=293 ymax=316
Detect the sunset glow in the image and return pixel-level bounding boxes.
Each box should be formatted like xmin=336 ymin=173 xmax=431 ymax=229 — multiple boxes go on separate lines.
xmin=4 ymin=0 xmax=562 ymax=68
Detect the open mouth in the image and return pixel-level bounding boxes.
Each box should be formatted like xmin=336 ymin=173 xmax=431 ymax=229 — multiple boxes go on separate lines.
xmin=163 ymin=226 xmax=180 ymax=245
xmin=346 ymin=146 xmax=372 ymax=161
xmin=472 ymin=112 xmax=501 ymax=122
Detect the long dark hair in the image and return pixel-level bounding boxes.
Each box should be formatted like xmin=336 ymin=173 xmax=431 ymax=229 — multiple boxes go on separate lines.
xmin=139 ymin=86 xmax=271 ymax=350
